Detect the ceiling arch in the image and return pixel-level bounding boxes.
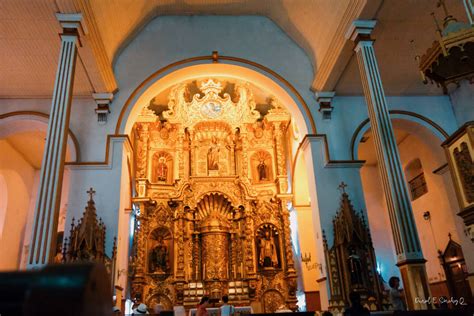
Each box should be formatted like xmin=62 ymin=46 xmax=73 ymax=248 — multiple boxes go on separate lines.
xmin=88 ymin=0 xmax=355 ymax=75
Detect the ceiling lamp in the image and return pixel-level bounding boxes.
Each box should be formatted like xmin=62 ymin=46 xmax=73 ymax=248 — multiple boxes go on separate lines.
xmin=418 ymin=0 xmax=474 ymax=93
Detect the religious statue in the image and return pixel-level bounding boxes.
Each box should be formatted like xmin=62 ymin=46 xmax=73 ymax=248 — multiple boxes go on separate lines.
xmin=257 ymin=159 xmax=267 ymax=180
xmin=258 ymin=230 xmax=279 ymax=268
xmin=154 ymin=156 xmax=168 ymax=182
xmin=149 ymin=237 xmax=169 ymax=273
xmin=454 ymin=142 xmax=474 ymax=203
xmin=347 ymin=247 xmax=363 ymax=287
xmin=207 ymin=137 xmax=220 ymax=171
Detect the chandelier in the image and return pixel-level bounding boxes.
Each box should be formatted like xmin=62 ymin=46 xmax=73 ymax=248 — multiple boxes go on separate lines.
xmin=417 ymin=0 xmax=474 ymax=93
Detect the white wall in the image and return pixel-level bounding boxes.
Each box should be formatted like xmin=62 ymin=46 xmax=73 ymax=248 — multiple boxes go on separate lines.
xmin=449 ymin=80 xmax=474 ymax=125
xmin=0 ymin=140 xmax=36 ymax=270
xmin=360 ymin=124 xmax=474 ymax=285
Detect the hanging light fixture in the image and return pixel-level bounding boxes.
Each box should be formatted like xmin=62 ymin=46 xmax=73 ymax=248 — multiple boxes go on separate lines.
xmin=417 ymin=0 xmax=474 ymax=94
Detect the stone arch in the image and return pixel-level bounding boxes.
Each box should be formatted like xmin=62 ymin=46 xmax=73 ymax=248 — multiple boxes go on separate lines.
xmin=0 ymin=111 xmax=80 ymax=162
xmin=357 ymin=116 xmax=472 ymax=287
xmin=350 ymin=110 xmax=449 ymax=160
xmin=116 ymin=58 xmax=316 ymax=137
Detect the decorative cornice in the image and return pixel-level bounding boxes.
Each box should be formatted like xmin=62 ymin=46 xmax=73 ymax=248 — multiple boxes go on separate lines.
xmin=312 ymin=0 xmax=366 ymax=91
xmin=65 ymin=134 xmax=132 ymax=169
xmin=345 ymin=19 xmax=377 ymax=42
xmin=56 ymin=1 xmax=118 ymax=93
xmin=56 ymin=13 xmax=87 ymax=36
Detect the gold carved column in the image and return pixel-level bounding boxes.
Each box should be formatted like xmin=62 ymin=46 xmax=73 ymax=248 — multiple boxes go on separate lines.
xmin=280 ymin=199 xmax=298 ymax=309
xmin=130 ymin=201 xmax=152 ymax=298
xmin=274 ymin=122 xmax=289 ymax=194
xmin=136 ymin=123 xmax=150 ymax=197
xmin=243 ymin=207 xmax=256 ymax=279
xmin=241 ymin=132 xmax=250 ymax=178
xmin=177 ymin=130 xmax=185 ymax=180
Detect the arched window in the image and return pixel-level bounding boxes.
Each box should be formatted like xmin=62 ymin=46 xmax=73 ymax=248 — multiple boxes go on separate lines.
xmin=405 ymin=158 xmax=428 ymax=200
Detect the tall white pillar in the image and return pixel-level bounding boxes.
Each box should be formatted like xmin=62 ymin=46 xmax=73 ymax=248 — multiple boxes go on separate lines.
xmin=28 ymin=14 xmax=85 ymax=268
xmin=463 ymin=0 xmax=474 ymax=25
xmin=347 ymin=20 xmax=431 ymax=310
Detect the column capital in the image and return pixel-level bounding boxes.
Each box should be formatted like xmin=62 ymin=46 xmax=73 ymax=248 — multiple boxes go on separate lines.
xmin=56 ymin=13 xmax=88 ymax=36
xmin=315 ymin=91 xmax=335 ymax=120
xmin=345 ymin=20 xmax=377 ymax=42
xmin=93 ymin=93 xmax=114 ymax=124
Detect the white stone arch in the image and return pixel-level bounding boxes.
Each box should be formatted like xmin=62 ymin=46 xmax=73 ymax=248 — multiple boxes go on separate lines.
xmin=351 ymin=110 xmax=449 ymax=160
xmin=357 ymin=117 xmax=474 ymax=289
xmin=0 ymin=112 xmax=80 ymax=162
xmin=0 ymin=112 xmax=78 ymax=270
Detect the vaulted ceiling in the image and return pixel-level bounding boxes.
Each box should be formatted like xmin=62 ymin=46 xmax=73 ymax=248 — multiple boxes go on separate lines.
xmin=0 ymin=0 xmax=468 ymax=97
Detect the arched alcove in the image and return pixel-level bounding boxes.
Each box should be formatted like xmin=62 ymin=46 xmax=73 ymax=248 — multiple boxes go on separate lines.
xmin=0 ymin=112 xmax=77 ymax=270
xmin=356 ymin=118 xmax=473 ymax=298
xmin=116 ymin=60 xmax=324 ymax=311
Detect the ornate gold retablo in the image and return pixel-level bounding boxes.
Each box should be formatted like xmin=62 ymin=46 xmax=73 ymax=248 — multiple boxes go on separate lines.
xmin=130 ymin=78 xmax=297 ymax=311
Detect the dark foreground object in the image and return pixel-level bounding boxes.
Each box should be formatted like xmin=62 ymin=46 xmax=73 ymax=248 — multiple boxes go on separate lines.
xmin=250 ymin=313 xmax=314 ymax=316
xmin=0 ymin=263 xmax=111 ymax=316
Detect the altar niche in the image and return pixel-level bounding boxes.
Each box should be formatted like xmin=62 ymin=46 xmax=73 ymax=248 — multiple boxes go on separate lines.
xmin=251 ymin=151 xmax=273 ymax=183
xmin=256 ymin=224 xmax=282 ymax=271
xmin=151 ymin=152 xmax=173 ymax=184
xmin=148 ymin=227 xmax=172 ymax=275
xmin=130 ymin=78 xmax=296 ymax=311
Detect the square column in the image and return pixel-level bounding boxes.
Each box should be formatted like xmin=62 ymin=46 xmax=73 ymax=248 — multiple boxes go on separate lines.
xmin=347 ymin=20 xmax=431 ymax=310
xmin=28 ymin=14 xmax=84 ymax=268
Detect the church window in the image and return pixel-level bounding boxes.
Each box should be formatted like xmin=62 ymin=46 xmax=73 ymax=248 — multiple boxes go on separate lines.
xmin=405 ymin=158 xmax=428 ymax=200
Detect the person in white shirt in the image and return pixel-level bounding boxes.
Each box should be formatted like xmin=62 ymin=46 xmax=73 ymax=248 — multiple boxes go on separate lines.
xmin=219 ymin=295 xmax=235 ymax=316
xmin=389 ymin=276 xmax=406 ymax=311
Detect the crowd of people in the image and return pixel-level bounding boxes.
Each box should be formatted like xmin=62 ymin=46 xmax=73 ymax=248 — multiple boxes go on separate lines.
xmin=111 ymin=276 xmax=408 ymax=316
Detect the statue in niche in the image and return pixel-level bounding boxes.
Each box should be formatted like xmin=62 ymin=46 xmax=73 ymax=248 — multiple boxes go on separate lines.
xmin=155 ymin=156 xmax=168 ymax=182
xmin=258 ymin=230 xmax=279 ymax=268
xmin=149 ymin=236 xmax=169 ymax=273
xmin=347 ymin=247 xmax=363 ymax=287
xmin=257 ymin=159 xmax=267 ymax=180
xmin=453 ymin=142 xmax=474 ymax=203
xmin=207 ymin=137 xmax=220 ymax=171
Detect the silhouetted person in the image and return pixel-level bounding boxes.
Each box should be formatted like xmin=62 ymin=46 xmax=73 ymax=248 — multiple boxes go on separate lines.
xmin=344 ymin=292 xmax=370 ymax=316
xmin=388 ymin=276 xmax=406 ymax=311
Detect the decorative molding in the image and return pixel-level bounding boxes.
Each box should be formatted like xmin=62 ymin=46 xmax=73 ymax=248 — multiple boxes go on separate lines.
xmin=65 ymin=134 xmax=132 ymax=169
xmin=56 ymin=1 xmax=118 ymax=93
xmin=315 ymin=91 xmax=335 ymax=120
xmin=114 ymin=54 xmax=317 ymax=135
xmin=312 ymin=0 xmax=366 ymax=91
xmin=433 ymin=163 xmax=449 ymax=175
xmin=93 ymin=92 xmax=114 ymax=124
xmin=56 ymin=13 xmax=87 ymax=35
xmin=345 ymin=19 xmax=377 ymax=41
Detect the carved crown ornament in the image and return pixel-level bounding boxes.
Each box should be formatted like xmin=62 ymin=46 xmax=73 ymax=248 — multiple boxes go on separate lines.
xmin=137 ymin=79 xmax=265 ymax=129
